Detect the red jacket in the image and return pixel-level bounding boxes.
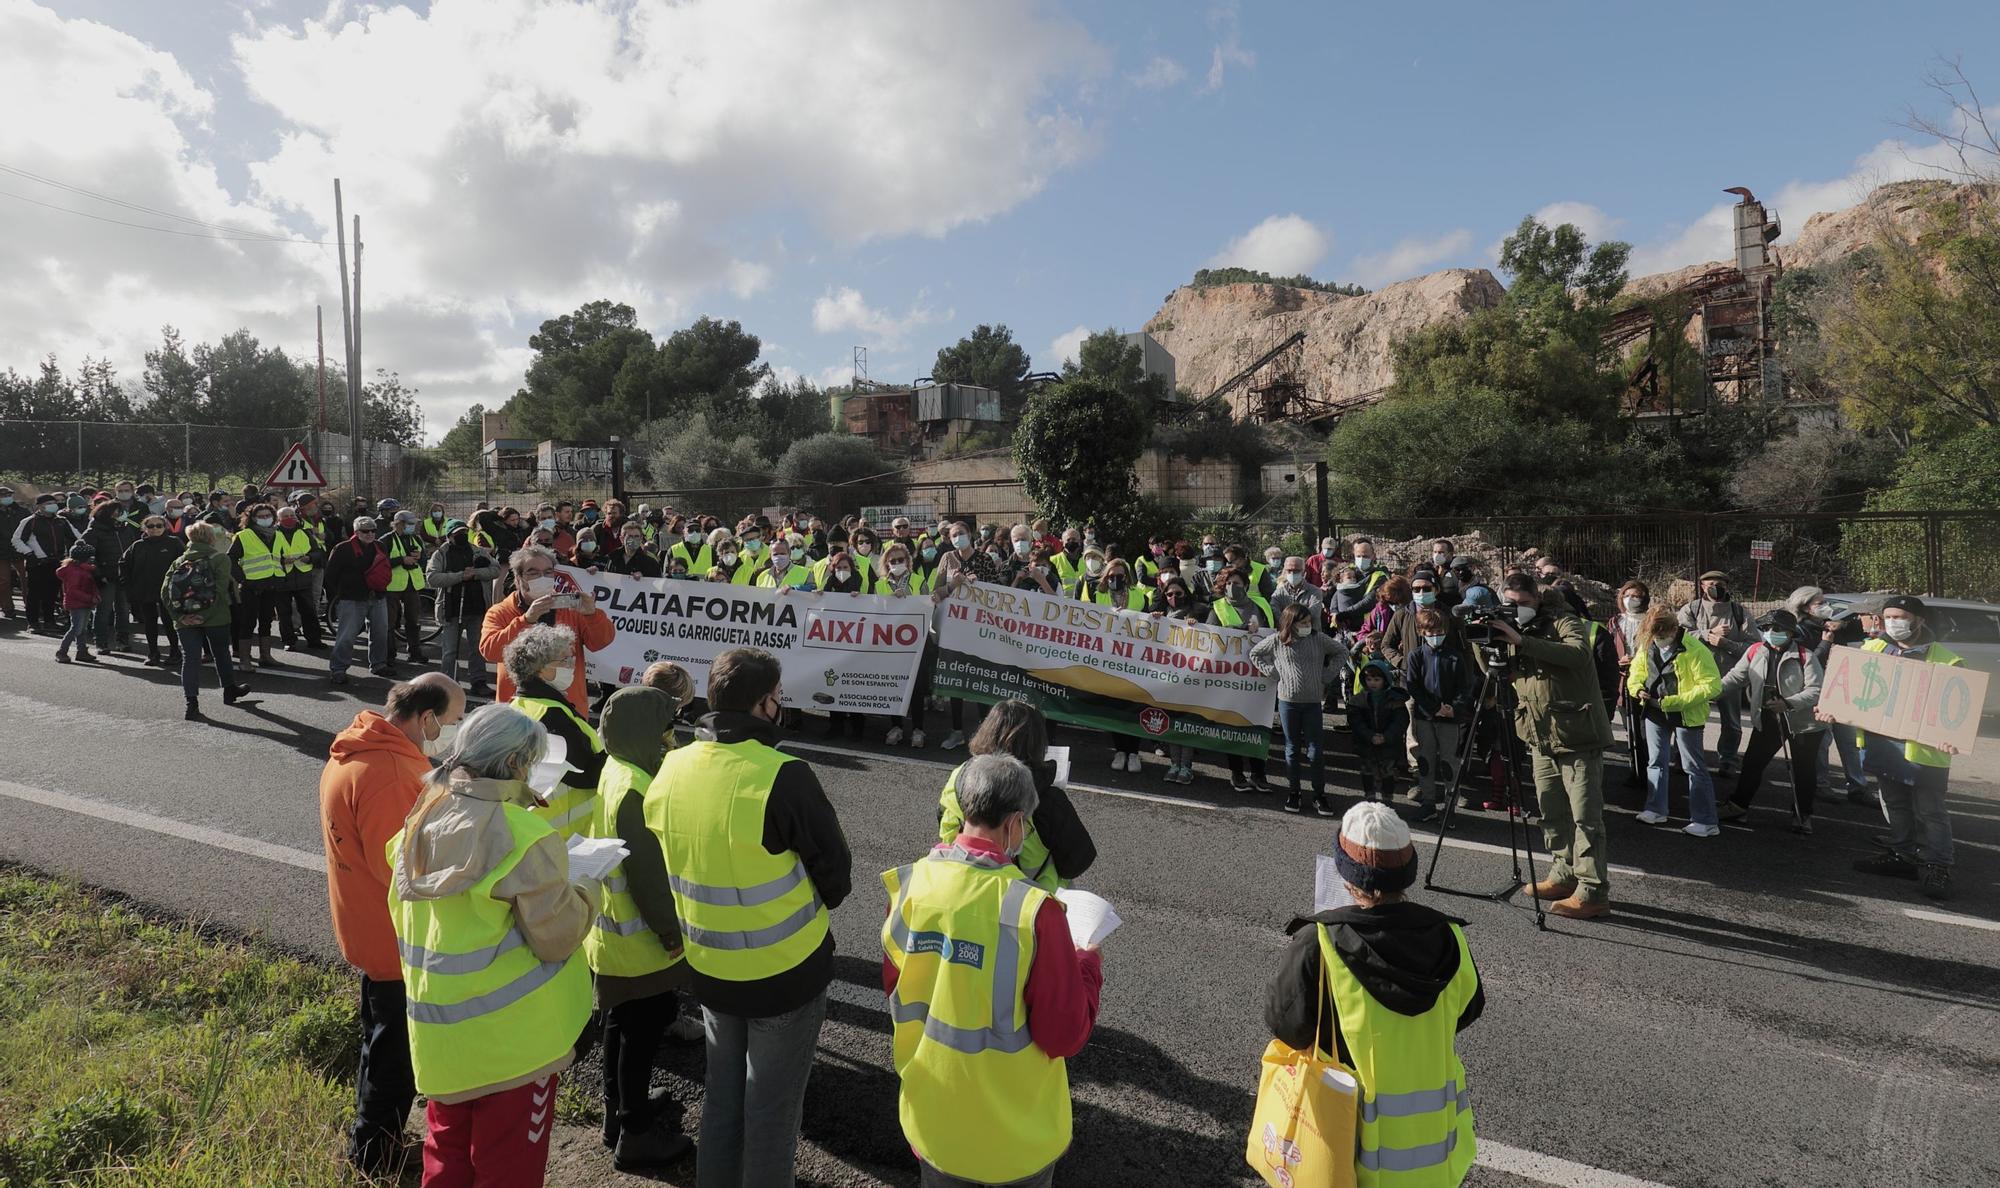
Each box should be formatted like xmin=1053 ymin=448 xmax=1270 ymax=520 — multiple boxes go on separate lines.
xmin=478 ymin=591 xmax=615 ymax=715
xmin=882 ymin=834 xmax=1103 ymax=1060
xmin=319 ymin=711 xmax=430 ymax=980
xmin=57 ymin=561 xmax=100 ymax=609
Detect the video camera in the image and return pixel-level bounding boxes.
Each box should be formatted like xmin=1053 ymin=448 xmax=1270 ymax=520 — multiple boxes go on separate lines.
xmin=1452 ymin=601 xmax=1513 ymax=667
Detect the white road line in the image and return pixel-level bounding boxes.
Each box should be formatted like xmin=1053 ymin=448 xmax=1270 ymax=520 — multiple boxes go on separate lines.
xmin=1903 ymin=908 xmax=2000 ymax=932
xmin=1475 ymin=1140 xmax=1675 ymax=1188
xmin=0 ymin=779 xmax=326 ymax=873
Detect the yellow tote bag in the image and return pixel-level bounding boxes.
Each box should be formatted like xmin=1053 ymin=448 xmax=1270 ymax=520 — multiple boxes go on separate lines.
xmin=1245 ymin=962 xmax=1359 ymax=1188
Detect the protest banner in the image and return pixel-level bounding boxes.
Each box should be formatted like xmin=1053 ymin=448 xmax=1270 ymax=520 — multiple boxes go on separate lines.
xmin=562 ymin=567 xmax=929 ymax=717
xmin=1820 ymin=645 xmax=1986 ymax=756
xmin=932 ymin=581 xmax=1275 ymax=756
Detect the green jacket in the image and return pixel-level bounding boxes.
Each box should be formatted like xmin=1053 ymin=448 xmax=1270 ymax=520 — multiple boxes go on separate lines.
xmin=161 ymin=539 xmax=237 ymax=629
xmin=1626 ymin=635 xmax=1723 ymax=728
xmin=1477 ymin=606 xmax=1614 ymax=754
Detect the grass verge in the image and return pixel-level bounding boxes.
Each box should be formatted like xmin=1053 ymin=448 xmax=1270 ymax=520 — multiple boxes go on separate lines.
xmin=0 ymin=864 xmax=377 ymax=1186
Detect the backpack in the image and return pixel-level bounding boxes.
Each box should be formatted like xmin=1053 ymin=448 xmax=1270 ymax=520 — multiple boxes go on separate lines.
xmin=165 ymin=553 xmax=219 ymax=617
xmin=361 ymin=543 xmax=392 ymax=592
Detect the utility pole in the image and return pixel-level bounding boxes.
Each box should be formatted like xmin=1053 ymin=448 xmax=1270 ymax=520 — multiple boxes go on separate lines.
xmin=335 ymin=181 xmax=359 ymax=498
xmin=352 ymin=215 xmax=367 ymax=504
xmin=315 ymin=305 xmax=326 ymax=435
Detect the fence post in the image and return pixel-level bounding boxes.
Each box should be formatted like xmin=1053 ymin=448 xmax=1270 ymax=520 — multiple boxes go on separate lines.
xmin=1694 ymin=515 xmax=1714 ymax=578
xmin=1313 ymin=460 xmax=1329 ymax=549
xmin=1925 ymin=512 xmax=1943 ymax=597
xmin=610 ymin=437 xmax=625 ymax=502
xmin=75 ymin=421 xmax=83 ymax=484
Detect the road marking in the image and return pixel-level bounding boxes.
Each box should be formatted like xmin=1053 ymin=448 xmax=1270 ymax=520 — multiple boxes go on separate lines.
xmin=1903 ymin=908 xmax=2000 ymax=932
xmin=1474 ymin=1140 xmax=1675 ymax=1188
xmin=0 ymin=779 xmax=326 ymax=873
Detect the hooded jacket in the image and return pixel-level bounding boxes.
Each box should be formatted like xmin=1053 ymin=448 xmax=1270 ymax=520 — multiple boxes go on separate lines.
xmin=391 ymin=773 xmax=599 ymax=1103
xmin=319 ymin=710 xmax=432 ymax=981
xmin=1346 ymin=660 xmax=1410 ymax=752
xmin=1265 ymin=901 xmax=1485 ymax=1063
xmin=595 ymin=686 xmax=688 ymax=1005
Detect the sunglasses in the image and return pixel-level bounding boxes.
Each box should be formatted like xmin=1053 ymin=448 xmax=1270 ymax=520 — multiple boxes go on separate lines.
xmin=356 ymin=529 xmax=377 ymax=536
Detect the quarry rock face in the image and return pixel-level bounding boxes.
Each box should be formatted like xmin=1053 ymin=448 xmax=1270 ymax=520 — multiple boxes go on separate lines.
xmin=1142 ymin=269 xmax=1505 ymax=415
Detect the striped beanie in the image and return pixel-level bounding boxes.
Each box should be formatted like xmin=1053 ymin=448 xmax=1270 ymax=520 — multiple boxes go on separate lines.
xmin=1334 ymin=802 xmax=1417 ymax=895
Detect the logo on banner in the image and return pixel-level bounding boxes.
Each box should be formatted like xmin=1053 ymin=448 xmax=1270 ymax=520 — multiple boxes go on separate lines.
xmin=1138 ymin=707 xmax=1171 ymax=735
xmin=824 ymin=667 xmax=839 ymax=687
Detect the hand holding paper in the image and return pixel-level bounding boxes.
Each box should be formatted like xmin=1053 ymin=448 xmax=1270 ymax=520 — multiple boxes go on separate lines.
xmin=1054 ymin=888 xmax=1120 ymax=948
xmin=565 ymin=835 xmax=628 ymax=884
xmin=528 ymin=736 xmax=578 ymax=804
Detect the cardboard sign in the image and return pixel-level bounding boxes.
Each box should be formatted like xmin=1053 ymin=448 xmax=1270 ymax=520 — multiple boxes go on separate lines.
xmin=1820 ymin=646 xmax=1986 ymax=756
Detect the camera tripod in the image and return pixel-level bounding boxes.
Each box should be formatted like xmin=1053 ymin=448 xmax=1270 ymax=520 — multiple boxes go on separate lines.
xmin=1420 ymin=650 xmax=1548 ymax=930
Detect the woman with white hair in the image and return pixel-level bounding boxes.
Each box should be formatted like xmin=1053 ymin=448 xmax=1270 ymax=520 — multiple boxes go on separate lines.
xmin=387 ymin=702 xmax=598 ymax=1187
xmin=1264 ymin=802 xmax=1483 ymax=1186
xmin=505 ymin=623 xmax=607 ymax=840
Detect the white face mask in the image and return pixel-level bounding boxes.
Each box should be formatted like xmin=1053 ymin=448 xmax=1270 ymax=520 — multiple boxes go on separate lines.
xmin=1354 ymin=556 xmax=1375 ymax=571
xmin=423 ymin=719 xmax=458 ymax=759
xmin=1623 ymin=596 xmax=1644 ymax=613
xmin=1882 ymin=617 xmax=1915 ymax=641
xmin=522 ymin=575 xmax=557 ymax=599
xmin=835 ymin=567 xmax=853 ymax=582
xmin=772 ymin=553 xmax=791 ymax=569
xmin=1422 ymin=634 xmax=1446 ymax=648
xmin=889 ymin=562 xmax=908 ymax=576
xmin=1284 ymin=571 xmax=1304 ymax=587
xmin=1514 ymin=602 xmax=1537 ymax=625
xmin=720 ymin=550 xmax=738 ymax=565
xmin=1085 ymin=558 xmax=1103 ymax=576
xmin=855 ymin=543 xmax=873 ymax=556
xmin=548 ymin=664 xmax=575 ymax=689
xmin=1013 ymin=540 xmax=1032 ymax=556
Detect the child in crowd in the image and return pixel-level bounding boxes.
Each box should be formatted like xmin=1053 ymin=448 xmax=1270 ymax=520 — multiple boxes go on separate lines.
xmin=55 ymin=542 xmax=101 ymax=664
xmin=1347 ymin=659 xmax=1409 ymax=801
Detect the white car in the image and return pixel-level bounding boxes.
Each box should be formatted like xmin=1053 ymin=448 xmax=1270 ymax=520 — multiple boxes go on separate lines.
xmin=1819 ymin=594 xmax=2000 ymax=716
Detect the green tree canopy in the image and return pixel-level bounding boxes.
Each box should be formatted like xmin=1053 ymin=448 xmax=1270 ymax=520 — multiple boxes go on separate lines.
xmin=1186 ymin=268 xmax=1365 ymax=296
xmin=774 ymin=432 xmax=904 ymax=520
xmin=437 ymin=402 xmax=486 ymax=466
xmin=510 ymin=300 xmax=658 ymax=440
xmin=638 ymin=411 xmax=770 ymax=492
xmin=932 ymin=324 xmax=1031 ymax=402
xmin=362 ymin=370 xmax=425 ymax=447
xmin=744 ymin=375 xmax=832 ymax=459
xmin=1012 ymin=374 xmax=1152 ymax=545
xmin=1061 ymin=328 xmax=1169 ymax=402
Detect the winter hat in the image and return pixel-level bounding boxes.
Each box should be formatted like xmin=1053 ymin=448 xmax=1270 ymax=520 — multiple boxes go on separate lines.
xmin=67 ymin=543 xmax=95 ymax=563
xmin=1334 ymin=802 xmax=1417 ymax=896
xmin=1879 ymin=594 xmax=1927 ymax=620
xmin=1755 ymin=608 xmax=1799 ymax=633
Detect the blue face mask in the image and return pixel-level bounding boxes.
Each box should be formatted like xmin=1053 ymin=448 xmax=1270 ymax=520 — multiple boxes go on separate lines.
xmin=922 ymin=546 xmax=937 ymax=562
xmin=1761 ymin=630 xmax=1790 ymax=648
xmin=1414 ymin=591 xmax=1437 ymax=606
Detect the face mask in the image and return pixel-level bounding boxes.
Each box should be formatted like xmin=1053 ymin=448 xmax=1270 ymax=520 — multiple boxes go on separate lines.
xmin=1201 ymin=544 xmax=1219 ymax=557
xmin=835 ymin=567 xmax=853 ymax=582
xmin=1321 ymin=547 xmax=1336 ymax=559
xmin=579 ymin=541 xmax=597 ymax=555
xmin=1084 ymin=535 xmax=1098 ymax=547
xmin=1336 ymin=581 xmax=1359 ymax=593
xmin=1204 ymin=558 xmax=1221 ymax=574
xmin=1514 ymin=603 xmax=1537 ymax=625
xmin=1707 ymin=586 xmax=1730 ymax=602
xmin=1085 ymin=558 xmax=1104 ymax=576
xmin=1761 ymin=630 xmax=1791 ymax=648
xmin=889 ymin=562 xmax=908 ymax=577
xmin=400 ymin=524 xmax=416 ymax=535
xmin=1624 ymin=596 xmax=1645 ymax=613
xmin=254 ymin=517 xmax=274 ymax=529
xmin=922 ymin=546 xmax=937 ymax=562
xmin=1064 ymin=541 xmax=1082 ymax=556
xmin=719 ymin=549 xmax=740 ymax=566
xmin=1149 ymin=544 xmax=1165 ymax=558
xmin=548 ymin=665 xmax=575 ymax=689
xmin=1422 ymin=633 xmax=1446 ymax=648
xmin=116 ymin=489 xmax=134 ymax=501
xmin=685 ymin=530 xmax=701 ymax=544
xmin=743 ymin=538 xmax=762 ymax=554
xmin=540 ymin=518 xmax=557 ymax=532
xmin=1432 ymin=553 xmax=1451 ymax=566
xmin=149 ymin=499 xmax=166 ymax=515
xmin=952 ymin=534 xmax=971 ymax=551
xmin=855 ymin=543 xmax=873 ymax=557
xmin=1882 ymin=617 xmax=1915 ymax=641
xmin=165 ymin=507 xmax=181 ymax=518
xmin=37 ymin=504 xmax=56 ymax=516
xmin=1013 ymin=540 xmax=1032 ymax=556
xmin=581 ymin=510 xmax=599 ymax=523
xmin=623 ymin=538 xmax=643 ymax=552
xmin=1354 ymin=557 xmax=1374 ymax=571
xmin=430 ymin=510 xmax=444 ymax=520
xmin=1266 ymin=556 xmax=1283 ymax=569
xmin=1283 ymin=571 xmax=1304 ymax=587
xmin=1104 ymin=577 xmax=1125 ymax=591
xmin=1414 ymin=591 xmax=1437 ymax=606
xmin=772 ymin=554 xmax=791 ymax=569
xmin=423 ymin=719 xmax=458 ymax=759
xmin=522 ymin=575 xmax=557 ymax=599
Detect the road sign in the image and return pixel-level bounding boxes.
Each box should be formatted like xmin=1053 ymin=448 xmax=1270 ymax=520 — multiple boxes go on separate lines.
xmin=1749 ymin=539 xmax=1774 ymax=561
xmin=265 ymin=442 xmax=327 ymax=488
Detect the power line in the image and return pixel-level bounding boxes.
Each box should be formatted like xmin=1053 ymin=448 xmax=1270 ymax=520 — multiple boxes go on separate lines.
xmin=0 ymin=188 xmax=329 ymax=246
xmin=0 ymin=161 xmax=316 ymax=243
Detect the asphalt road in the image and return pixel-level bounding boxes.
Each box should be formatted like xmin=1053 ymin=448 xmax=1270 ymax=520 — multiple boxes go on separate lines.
xmin=3 ymin=620 xmax=1998 ymax=1188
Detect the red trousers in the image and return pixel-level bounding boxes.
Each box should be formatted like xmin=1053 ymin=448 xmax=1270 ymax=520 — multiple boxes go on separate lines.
xmin=421 ymin=1073 xmax=558 ymax=1188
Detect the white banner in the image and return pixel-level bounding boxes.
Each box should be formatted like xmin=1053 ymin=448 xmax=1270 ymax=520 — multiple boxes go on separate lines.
xmin=561 ymin=566 xmax=929 ymax=717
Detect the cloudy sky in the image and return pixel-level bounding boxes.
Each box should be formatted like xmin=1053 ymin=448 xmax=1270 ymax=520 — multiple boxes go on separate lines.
xmin=5 ymin=0 xmax=1995 ymax=441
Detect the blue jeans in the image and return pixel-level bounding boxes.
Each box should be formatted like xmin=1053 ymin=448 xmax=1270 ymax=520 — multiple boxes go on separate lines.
xmin=1820 ymin=725 xmax=1867 ymax=793
xmin=1277 ymin=700 xmax=1325 ymax=796
xmin=333 ymin=596 xmax=389 ymax=676
xmin=93 ymin=580 xmax=128 ymax=648
xmin=1644 ymin=716 xmax=1718 ymax=826
xmin=698 ymin=992 xmax=826 ymax=1188
xmin=177 ymin=625 xmax=237 ymax=699
xmin=59 ymin=607 xmax=91 ymax=653
xmin=437 ymin=617 xmax=488 ymax=685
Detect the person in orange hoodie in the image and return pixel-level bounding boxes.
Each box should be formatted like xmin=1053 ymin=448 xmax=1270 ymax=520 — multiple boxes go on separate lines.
xmin=319 ymin=672 xmax=467 ymax=1176
xmin=479 ymin=542 xmax=615 ymax=715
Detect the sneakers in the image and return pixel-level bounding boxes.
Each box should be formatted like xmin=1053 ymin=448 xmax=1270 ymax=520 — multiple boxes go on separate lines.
xmin=1412 ymin=803 xmax=1443 ymax=825
xmin=1634 ymin=810 xmax=1669 ymax=825
xmin=1110 ymin=752 xmax=1127 ymax=772
xmin=1123 ymin=753 xmax=1141 ymax=774
xmin=1230 ymin=776 xmax=1254 ymax=793
xmin=1852 ymin=852 xmax=1919 ymax=879
xmin=1282 ymin=794 xmax=1303 ymax=814
xmin=941 ymin=730 xmax=965 ymax=750
xmin=1919 ymin=864 xmax=1952 ymax=900
xmin=1246 ymin=777 xmax=1273 ymax=794
xmin=885 ymin=726 xmax=905 ymax=747
xmin=1549 ymin=895 xmax=1611 ymax=920
xmin=1310 ymin=796 xmax=1334 ymax=817
xmin=1682 ymin=822 xmax=1721 ymax=838
xmin=1165 ymin=764 xmax=1193 ymax=785
xmin=1717 ymin=803 xmax=1749 ymax=822
xmin=910 ymin=729 xmax=926 ymax=749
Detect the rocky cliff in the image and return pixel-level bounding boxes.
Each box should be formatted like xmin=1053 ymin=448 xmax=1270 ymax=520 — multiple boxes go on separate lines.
xmin=1142 ymin=269 xmax=1505 ymax=414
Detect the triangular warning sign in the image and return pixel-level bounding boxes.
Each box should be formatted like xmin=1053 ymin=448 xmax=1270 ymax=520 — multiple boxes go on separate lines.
xmin=265 ymin=442 xmax=327 ymax=487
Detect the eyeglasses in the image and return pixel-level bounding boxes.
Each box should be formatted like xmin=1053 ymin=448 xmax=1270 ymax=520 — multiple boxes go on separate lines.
xmin=1411 ymin=584 xmax=1435 ymax=592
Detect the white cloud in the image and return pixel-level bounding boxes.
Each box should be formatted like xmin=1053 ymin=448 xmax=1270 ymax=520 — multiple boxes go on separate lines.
xmin=810 ymin=286 xmax=944 ymax=348
xmin=1200 ymin=4 xmax=1255 ymax=95
xmin=1049 ymin=324 xmax=1091 ymax=368
xmin=1130 ymin=55 xmax=1186 ymax=90
xmin=1205 ymin=213 xmax=1331 ymax=276
xmin=1349 ymin=229 xmax=1474 ymax=288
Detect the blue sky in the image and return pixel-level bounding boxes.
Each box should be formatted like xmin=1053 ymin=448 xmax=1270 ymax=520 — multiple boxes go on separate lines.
xmin=4 ymin=0 xmax=1995 ymax=440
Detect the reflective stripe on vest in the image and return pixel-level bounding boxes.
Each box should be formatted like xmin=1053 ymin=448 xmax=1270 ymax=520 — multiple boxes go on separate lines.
xmin=937 ymin=764 xmax=1059 ymax=892
xmin=647 ymin=737 xmax=829 ymax=980
xmin=387 ymin=533 xmax=428 ymax=591
xmin=388 ymin=802 xmax=592 ymax=1098
xmin=880 ymin=847 xmax=1068 ymax=1182
xmin=1860 ymin=639 xmax=1964 ymax=768
xmin=1321 ymin=921 xmax=1477 ymax=1186
xmin=235 ymin=530 xmax=284 ymax=582
xmin=276 ymin=527 xmax=315 ymax=574
xmin=511 ymin=695 xmax=604 ymax=841
xmin=582 ymin=756 xmax=682 ymax=977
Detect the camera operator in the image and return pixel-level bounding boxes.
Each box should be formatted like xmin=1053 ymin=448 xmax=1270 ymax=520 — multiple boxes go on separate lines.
xmin=1474 ymin=574 xmax=1615 ymax=920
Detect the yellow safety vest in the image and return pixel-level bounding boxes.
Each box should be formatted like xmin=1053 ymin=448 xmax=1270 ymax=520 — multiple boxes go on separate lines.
xmin=387 ymin=532 xmax=428 ymax=592
xmin=276 ymin=527 xmax=315 ymax=575
xmin=235 ymin=529 xmax=285 ymax=583
xmin=669 ymin=540 xmax=713 ymax=576
xmin=881 ymin=847 xmax=1068 ymax=1183
xmin=582 ymin=756 xmax=684 ymax=978
xmin=511 ymin=695 xmax=604 ymax=840
xmin=1212 ymin=596 xmax=1273 ymax=630
xmin=1860 ymin=639 xmax=1965 ymax=768
xmin=814 ymin=552 xmax=874 ymax=588
xmin=1087 ymin=584 xmax=1148 ymax=611
xmin=729 ymin=556 xmax=758 ymax=585
xmin=755 ymin=562 xmax=813 ymax=589
xmin=1050 ymin=552 xmax=1084 ymax=593
xmin=937 ymin=765 xmax=1061 ymax=892
xmin=422 ymin=516 xmax=447 ymax=543
xmin=870 ymin=567 xmax=931 ymax=597
xmin=1321 ymin=922 xmax=1477 ymax=1187
xmin=647 ymin=737 xmax=828 ymax=982
xmin=387 ymin=802 xmax=593 ymax=1099
xmin=1134 ymin=556 xmax=1160 ymax=586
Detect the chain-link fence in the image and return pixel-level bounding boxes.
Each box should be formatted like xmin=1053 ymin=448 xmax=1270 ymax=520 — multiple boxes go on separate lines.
xmin=0 ymin=420 xmax=312 ymax=497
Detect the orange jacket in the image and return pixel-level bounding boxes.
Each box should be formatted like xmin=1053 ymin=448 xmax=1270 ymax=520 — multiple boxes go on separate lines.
xmin=478 ymin=592 xmax=615 ymax=716
xmin=319 ymin=710 xmax=430 ymax=980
